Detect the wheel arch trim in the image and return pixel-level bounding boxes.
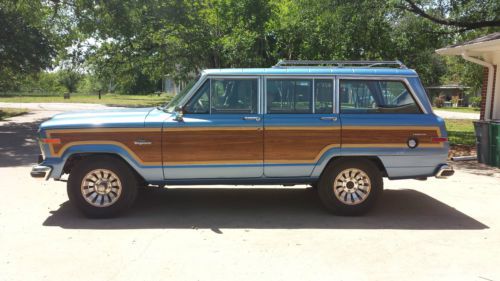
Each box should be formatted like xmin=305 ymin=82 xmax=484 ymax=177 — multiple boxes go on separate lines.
xmin=311 ymin=149 xmax=388 ymax=178
xmin=48 ymin=143 xmax=161 ymax=180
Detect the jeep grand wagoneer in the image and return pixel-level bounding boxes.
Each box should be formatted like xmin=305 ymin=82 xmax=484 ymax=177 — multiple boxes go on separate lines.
xmin=31 ymin=60 xmax=454 ymax=217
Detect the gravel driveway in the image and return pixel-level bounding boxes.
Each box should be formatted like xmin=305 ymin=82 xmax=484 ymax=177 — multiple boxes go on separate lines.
xmin=1 ymin=103 xmax=499 ymax=281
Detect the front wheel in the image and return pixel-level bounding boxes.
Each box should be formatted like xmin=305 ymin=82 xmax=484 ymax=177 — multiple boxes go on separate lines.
xmin=67 ymin=156 xmax=139 ymax=218
xmin=318 ymin=159 xmax=383 ymax=216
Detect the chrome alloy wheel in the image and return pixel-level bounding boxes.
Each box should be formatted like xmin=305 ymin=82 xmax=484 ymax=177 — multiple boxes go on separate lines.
xmin=81 ymin=169 xmax=122 ymax=207
xmin=333 ymin=168 xmax=371 ymax=205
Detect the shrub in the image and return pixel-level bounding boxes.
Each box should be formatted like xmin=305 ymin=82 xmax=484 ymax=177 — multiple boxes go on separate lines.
xmin=469 ymin=96 xmax=481 ymax=107
xmin=434 ymin=96 xmax=444 ymax=108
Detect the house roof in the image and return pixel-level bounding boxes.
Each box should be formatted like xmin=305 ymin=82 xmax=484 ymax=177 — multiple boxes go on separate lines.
xmin=436 ymin=32 xmax=500 ymax=56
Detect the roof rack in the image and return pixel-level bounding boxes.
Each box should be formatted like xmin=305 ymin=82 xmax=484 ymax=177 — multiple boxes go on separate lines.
xmin=273 ymin=60 xmax=407 ymax=69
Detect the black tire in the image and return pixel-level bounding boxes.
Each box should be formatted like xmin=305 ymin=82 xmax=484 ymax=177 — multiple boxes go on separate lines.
xmin=318 ymin=159 xmax=383 ymax=216
xmin=67 ymin=156 xmax=139 ymax=218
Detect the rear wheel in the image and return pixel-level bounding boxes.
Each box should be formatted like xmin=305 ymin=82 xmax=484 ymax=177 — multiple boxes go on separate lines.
xmin=318 ymin=159 xmax=383 ymax=215
xmin=67 ymin=156 xmax=138 ymax=218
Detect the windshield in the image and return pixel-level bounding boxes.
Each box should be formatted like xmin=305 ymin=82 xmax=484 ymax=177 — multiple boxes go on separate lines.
xmin=163 ymin=75 xmax=200 ymax=112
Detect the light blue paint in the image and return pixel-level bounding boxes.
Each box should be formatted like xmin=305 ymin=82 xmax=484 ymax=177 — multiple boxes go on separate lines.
xmin=41 ymin=107 xmax=155 ymax=130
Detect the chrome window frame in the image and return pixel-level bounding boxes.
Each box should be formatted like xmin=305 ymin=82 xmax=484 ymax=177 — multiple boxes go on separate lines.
xmin=263 ymin=75 xmax=336 ymax=115
xmin=182 ymin=75 xmax=262 ymax=115
xmin=314 ymin=78 xmax=336 ymax=115
xmin=175 ymin=74 xmax=208 ymax=110
xmin=335 ymin=76 xmax=427 ymax=114
xmin=176 ymin=73 xmax=424 ymax=115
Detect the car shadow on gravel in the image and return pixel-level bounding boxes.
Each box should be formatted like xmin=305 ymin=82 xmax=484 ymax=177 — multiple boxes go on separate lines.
xmin=0 ymin=119 xmax=45 ymax=167
xmin=43 ymin=188 xmax=487 ymax=230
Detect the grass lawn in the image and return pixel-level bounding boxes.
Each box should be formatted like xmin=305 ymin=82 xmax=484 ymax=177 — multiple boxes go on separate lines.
xmin=433 ymin=107 xmax=480 ymax=113
xmin=0 ymin=93 xmax=173 ymax=107
xmin=0 ymin=108 xmax=29 ymax=121
xmin=444 ymin=119 xmax=475 ymax=146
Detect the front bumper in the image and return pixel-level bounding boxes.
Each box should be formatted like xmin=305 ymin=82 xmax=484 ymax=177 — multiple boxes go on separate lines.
xmin=31 ymin=165 xmax=52 ymax=180
xmin=435 ymin=164 xmax=454 ymax=178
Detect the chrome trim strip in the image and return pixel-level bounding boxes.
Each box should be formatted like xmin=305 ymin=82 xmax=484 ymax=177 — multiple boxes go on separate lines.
xmin=134 ymin=140 xmax=152 ymax=145
xmin=335 ymin=76 xmax=340 ymax=114
xmin=312 ymin=79 xmax=315 ymax=114
xmin=205 ymin=73 xmax=418 ymax=78
xmin=209 ymin=78 xmax=212 ymax=114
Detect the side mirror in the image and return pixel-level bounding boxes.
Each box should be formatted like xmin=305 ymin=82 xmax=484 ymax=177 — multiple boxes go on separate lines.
xmin=174 ymin=106 xmax=184 ymax=121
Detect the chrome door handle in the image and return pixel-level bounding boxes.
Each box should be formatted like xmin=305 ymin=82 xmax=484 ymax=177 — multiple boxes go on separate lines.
xmin=320 ymin=116 xmax=338 ymax=121
xmin=134 ymin=139 xmax=152 ymax=146
xmin=243 ymin=116 xmax=261 ymax=121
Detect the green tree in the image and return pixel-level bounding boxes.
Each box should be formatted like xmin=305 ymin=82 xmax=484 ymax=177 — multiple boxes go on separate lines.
xmin=48 ymin=0 xmax=495 ymax=93
xmin=397 ymin=0 xmax=500 ymax=31
xmin=58 ymin=70 xmax=82 ymax=93
xmin=0 ymin=2 xmax=56 ymax=90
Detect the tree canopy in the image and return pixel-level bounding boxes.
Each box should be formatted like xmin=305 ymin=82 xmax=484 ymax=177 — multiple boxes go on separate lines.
xmin=1 ymin=0 xmax=499 ymax=94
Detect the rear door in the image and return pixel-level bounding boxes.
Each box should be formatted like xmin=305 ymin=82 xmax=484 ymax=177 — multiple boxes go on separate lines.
xmin=263 ymin=77 xmax=341 ymax=177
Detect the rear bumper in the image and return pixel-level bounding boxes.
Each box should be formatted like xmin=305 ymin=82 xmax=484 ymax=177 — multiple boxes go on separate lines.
xmin=31 ymin=165 xmax=52 ymax=180
xmin=435 ymin=164 xmax=454 ymax=178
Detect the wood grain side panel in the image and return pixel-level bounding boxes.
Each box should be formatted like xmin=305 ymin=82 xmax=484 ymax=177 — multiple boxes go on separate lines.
xmin=163 ymin=129 xmax=263 ymax=164
xmin=49 ymin=131 xmax=163 ymax=163
xmin=264 ymin=129 xmax=341 ymax=162
xmin=342 ymin=128 xmax=440 ymax=146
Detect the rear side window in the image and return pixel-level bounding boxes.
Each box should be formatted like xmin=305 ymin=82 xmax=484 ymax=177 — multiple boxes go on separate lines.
xmin=340 ymin=80 xmax=421 ymax=114
xmin=267 ymin=79 xmax=313 ymax=114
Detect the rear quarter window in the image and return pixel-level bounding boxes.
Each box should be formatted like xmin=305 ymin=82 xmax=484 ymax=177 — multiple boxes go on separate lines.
xmin=340 ymin=80 xmax=422 ymax=114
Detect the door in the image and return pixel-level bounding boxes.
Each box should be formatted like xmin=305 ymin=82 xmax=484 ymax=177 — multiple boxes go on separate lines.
xmin=163 ymin=77 xmax=263 ymax=179
xmin=263 ymin=77 xmax=341 ymax=177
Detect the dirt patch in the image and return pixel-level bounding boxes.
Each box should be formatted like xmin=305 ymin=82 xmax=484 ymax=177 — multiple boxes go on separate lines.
xmin=446 ymin=145 xmax=500 ymax=177
xmin=449 ymin=144 xmax=476 ymax=158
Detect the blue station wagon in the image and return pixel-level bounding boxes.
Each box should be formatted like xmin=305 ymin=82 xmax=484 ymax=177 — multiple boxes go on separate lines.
xmin=31 ymin=60 xmax=454 ymax=217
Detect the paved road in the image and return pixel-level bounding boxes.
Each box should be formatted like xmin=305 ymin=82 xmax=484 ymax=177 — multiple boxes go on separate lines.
xmin=0 ymin=102 xmax=125 ymax=111
xmin=1 ymin=105 xmax=499 ymax=281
